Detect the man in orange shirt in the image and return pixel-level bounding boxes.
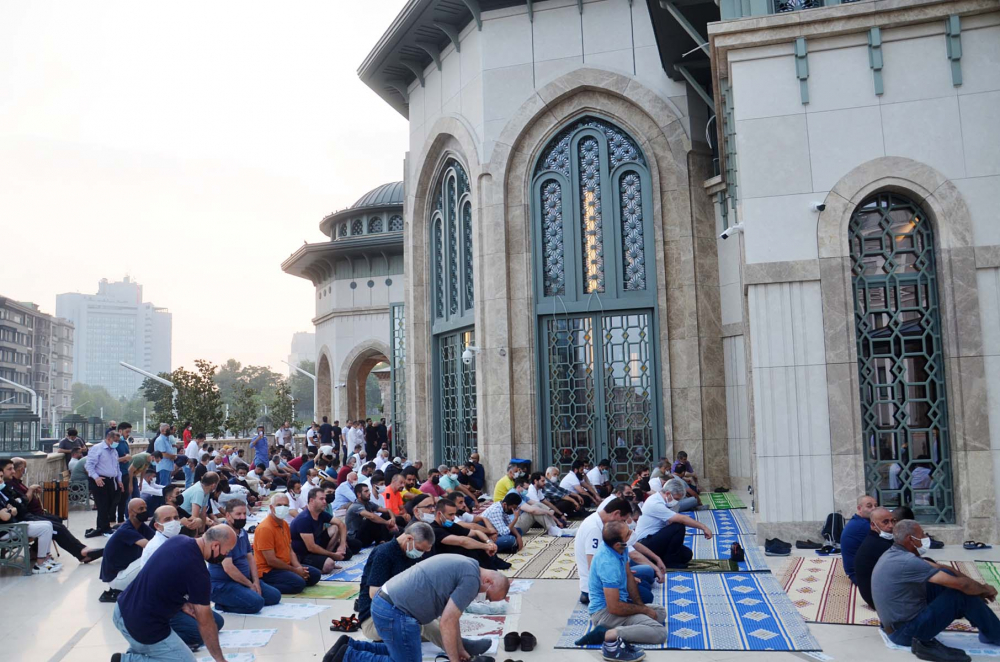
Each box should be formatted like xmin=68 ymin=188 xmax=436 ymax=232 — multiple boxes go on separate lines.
xmin=252 ymin=493 xmax=321 ymax=594
xmin=383 ymin=473 xmax=409 ymax=527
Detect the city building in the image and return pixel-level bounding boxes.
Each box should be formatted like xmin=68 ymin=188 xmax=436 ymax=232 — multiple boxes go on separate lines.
xmin=287 ymin=331 xmax=316 ymax=374
xmin=56 ymin=277 xmax=172 ymax=399
xmin=0 ymin=296 xmax=74 ymax=431
xmin=286 ymin=0 xmax=999 ymax=542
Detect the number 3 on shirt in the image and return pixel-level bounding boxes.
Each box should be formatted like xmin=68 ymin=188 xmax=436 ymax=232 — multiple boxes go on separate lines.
xmin=592 ymin=538 xmax=599 ymax=549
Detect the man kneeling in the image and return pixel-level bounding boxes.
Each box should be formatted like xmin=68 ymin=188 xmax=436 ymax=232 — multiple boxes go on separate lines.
xmin=585 ymin=521 xmax=666 ymax=661
xmin=210 ymin=499 xmax=281 ymax=614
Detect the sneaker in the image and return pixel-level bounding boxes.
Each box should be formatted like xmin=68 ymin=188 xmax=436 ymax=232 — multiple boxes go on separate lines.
xmin=765 ymin=538 xmax=792 ymax=550
xmin=602 ymin=638 xmax=646 ymax=661
xmin=911 ymin=637 xmax=971 ymax=662
xmin=795 ymin=540 xmax=822 ymax=550
xmin=99 ymin=589 xmax=121 ymax=603
xmin=111 ymin=654 xmax=122 ymax=662
xmin=548 ymin=526 xmax=565 ymax=536
xmin=32 ymin=562 xmax=60 ymax=574
xmin=764 ymin=540 xmax=791 ymax=556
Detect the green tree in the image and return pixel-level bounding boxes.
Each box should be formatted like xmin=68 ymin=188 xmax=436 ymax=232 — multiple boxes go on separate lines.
xmin=228 ymin=383 xmax=259 ymax=438
xmin=214 ymin=359 xmax=244 ymax=406
xmin=172 ymin=360 xmax=226 ymax=438
xmin=269 ymin=380 xmax=296 ymax=429
xmin=71 ymin=383 xmax=120 ymax=419
xmin=289 ymin=360 xmax=315 ymax=421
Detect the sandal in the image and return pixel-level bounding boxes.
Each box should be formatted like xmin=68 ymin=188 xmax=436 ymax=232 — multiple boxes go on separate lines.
xmin=964 ymin=541 xmax=992 ymax=550
xmin=815 ymin=545 xmax=841 ymax=556
xmin=329 ymin=616 xmax=359 ymax=632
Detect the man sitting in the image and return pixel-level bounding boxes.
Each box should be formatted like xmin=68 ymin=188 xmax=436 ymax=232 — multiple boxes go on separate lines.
xmin=420 ymin=466 xmax=446 ymax=498
xmin=543 ymin=466 xmax=585 ymax=517
xmin=210 ymin=499 xmax=281 ymax=614
xmin=671 ymin=451 xmax=699 ymax=492
xmin=633 ymin=478 xmax=712 ymax=568
xmin=599 ymin=483 xmax=636 ymax=512
xmin=331 ymin=472 xmax=359 ymax=514
xmin=466 ymin=453 xmax=486 ymax=492
xmin=512 ymin=476 xmax=566 ymax=535
xmin=382 ymin=472 xmax=409 ymax=527
xmin=228 ymin=466 xmax=260 ymax=506
xmin=429 ymin=499 xmax=510 ymax=570
xmin=180 ymin=472 xmax=220 ymax=535
xmin=0 ymin=460 xmax=61 ymax=574
xmin=527 ymin=471 xmax=573 ymax=523
xmin=585 ymin=520 xmax=667 ymax=661
xmin=99 ymin=498 xmax=154 ymax=597
xmin=108 ymin=505 xmax=181 ymax=593
xmin=399 ymin=467 xmax=424 ymax=503
xmin=842 ymin=495 xmax=878 ymax=582
xmin=346 ymin=482 xmax=397 ymax=547
xmin=481 ymin=493 xmax=524 ymax=553
xmin=492 ymin=463 xmax=520 ymax=503
xmin=576 ymin=498 xmax=655 ymax=606
xmin=872 ymin=519 xmax=1000 ymax=660
xmin=852 ymin=506 xmax=896 ymax=608
xmin=586 ymin=459 xmax=612 ymax=499
xmin=561 ymin=460 xmax=599 ymax=506
xmin=290 ymin=487 xmax=357 ymax=574
xmin=253 ymin=493 xmax=322 ymax=593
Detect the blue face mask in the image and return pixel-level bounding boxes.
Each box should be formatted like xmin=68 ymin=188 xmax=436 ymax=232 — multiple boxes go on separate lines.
xmin=442 ymin=519 xmax=454 ymax=528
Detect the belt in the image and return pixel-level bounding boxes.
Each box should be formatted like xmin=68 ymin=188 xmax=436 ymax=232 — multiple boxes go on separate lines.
xmin=376 ymin=589 xmax=394 ymax=606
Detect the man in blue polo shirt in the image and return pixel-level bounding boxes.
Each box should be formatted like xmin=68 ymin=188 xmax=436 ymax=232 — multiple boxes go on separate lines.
xmin=586 ymin=520 xmax=666 ymax=661
xmin=100 ymin=499 xmax=154 ymax=593
xmin=841 ymin=494 xmax=877 ymax=582
xmin=251 ymin=426 xmax=269 ymax=468
xmin=210 ymin=499 xmax=281 ymax=614
xmin=153 ymin=424 xmax=176 ymax=487
xmin=112 ymin=525 xmax=236 ymax=662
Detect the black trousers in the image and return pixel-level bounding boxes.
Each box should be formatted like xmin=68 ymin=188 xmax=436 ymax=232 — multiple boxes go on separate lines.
xmin=639 ymin=522 xmax=692 ymax=568
xmin=115 ymin=471 xmax=133 ymax=523
xmin=89 ymin=478 xmax=120 ymax=533
xmin=353 ymin=516 xmax=393 ymax=548
xmin=26 ymin=515 xmax=86 ymax=560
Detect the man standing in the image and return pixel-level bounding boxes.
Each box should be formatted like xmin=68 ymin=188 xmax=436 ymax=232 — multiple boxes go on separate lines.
xmin=842 ymin=495 xmax=877 ymax=582
xmin=333 ymin=555 xmax=509 ymax=662
xmin=210 ymin=499 xmax=281 ymax=614
xmin=253 ymin=493 xmax=322 ymax=593
xmin=633 ymin=479 xmax=712 ymax=568
xmin=376 ymin=418 xmax=388 ymax=453
xmin=275 ymin=421 xmax=293 ymax=451
xmin=872 ymin=519 xmax=1000 ymax=658
xmin=112 ymin=525 xmax=235 ymax=662
xmin=251 ymin=426 xmax=269 ymax=468
xmin=86 ymin=429 xmax=126 ymax=536
xmin=153 ymin=424 xmax=176 ymax=487
xmin=346 ymin=482 xmax=397 ymax=547
xmin=114 ymin=423 xmax=135 ymax=525
xmin=57 ymin=427 xmax=87 ymax=468
xmin=306 ymin=422 xmax=319 ymax=452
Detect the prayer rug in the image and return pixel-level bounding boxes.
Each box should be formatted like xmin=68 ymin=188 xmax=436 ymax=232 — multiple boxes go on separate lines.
xmin=688 ymin=509 xmax=756 ymax=535
xmin=700 ymin=492 xmax=747 ymax=509
xmin=473 ymin=500 xmax=493 ymax=515
xmin=555 ymin=572 xmax=822 ymax=651
xmin=298 ymin=583 xmax=361 ymax=600
xmin=684 ymin=533 xmax=770 ymax=571
xmin=216 ymin=629 xmax=277 ymax=649
xmin=779 ymin=557 xmax=1000 ymax=632
xmin=319 ymin=545 xmax=375 ymax=582
xmin=196 ymin=654 xmax=255 ymax=662
xmin=880 ymin=628 xmax=1000 ymax=657
xmin=220 ymin=602 xmax=329 ymax=620
xmin=500 ymin=535 xmax=578 ymax=579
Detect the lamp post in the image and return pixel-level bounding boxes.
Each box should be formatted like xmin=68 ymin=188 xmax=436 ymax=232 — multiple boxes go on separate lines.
xmin=282 ymin=360 xmax=316 ymax=423
xmin=120 ymin=362 xmax=177 ymax=417
xmin=0 ymin=376 xmax=38 ymax=417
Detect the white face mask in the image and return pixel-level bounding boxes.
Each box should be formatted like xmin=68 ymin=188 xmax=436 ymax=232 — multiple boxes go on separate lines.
xmin=875 ymin=523 xmax=893 ymax=541
xmin=476 ymin=591 xmax=487 ymax=603
xmin=420 ymin=513 xmax=436 ymax=523
xmin=161 ymin=520 xmax=182 ymax=539
xmin=273 ymin=505 xmax=290 ymax=520
xmin=913 ymin=536 xmax=931 ymax=555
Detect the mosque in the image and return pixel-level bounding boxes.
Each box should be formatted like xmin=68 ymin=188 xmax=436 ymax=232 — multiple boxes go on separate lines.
xmin=283 ymin=0 xmax=1000 ymax=543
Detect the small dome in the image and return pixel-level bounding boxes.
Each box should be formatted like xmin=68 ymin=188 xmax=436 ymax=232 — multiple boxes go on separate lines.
xmin=349 ymin=181 xmax=404 ymax=210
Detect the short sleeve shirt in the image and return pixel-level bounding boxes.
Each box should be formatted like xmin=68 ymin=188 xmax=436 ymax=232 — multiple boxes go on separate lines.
xmin=357 ymin=539 xmax=415 ymax=622
xmin=559 ymin=472 xmax=581 ymax=492
xmin=253 ymin=515 xmax=292 ymax=574
xmin=59 ymin=437 xmax=86 ymax=466
xmin=420 ymin=480 xmax=446 ymax=497
xmin=153 ymin=435 xmax=174 ymax=472
xmin=430 ymin=520 xmax=469 ymax=554
xmin=588 ymin=541 xmax=630 ymax=614
xmin=118 ymin=536 xmax=211 ymax=645
xmin=180 ymin=483 xmax=210 ymax=513
xmin=481 ymin=501 xmax=513 ymax=537
xmin=575 ymin=511 xmax=605 ymax=591
xmin=209 ymin=527 xmax=252 ymax=582
xmin=586 ymin=467 xmax=605 ymax=486
xmin=633 ymin=493 xmax=677 ymax=544
xmin=290 ymin=509 xmax=332 ymax=557
xmin=493 ymin=476 xmax=515 ymax=502
xmin=870 ymin=544 xmax=940 ymax=627
xmin=439 ymin=474 xmax=460 ymax=491
xmin=99 ymin=520 xmax=155 ymax=582
xmin=383 ymin=554 xmax=481 ymax=624
xmin=383 ymin=487 xmax=404 ymax=515
xmin=346 ymin=500 xmax=378 ymax=539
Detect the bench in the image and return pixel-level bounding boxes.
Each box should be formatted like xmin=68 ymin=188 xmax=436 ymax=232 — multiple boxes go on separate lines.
xmin=68 ymin=480 xmax=92 ymax=510
xmin=0 ymin=522 xmax=32 ymax=576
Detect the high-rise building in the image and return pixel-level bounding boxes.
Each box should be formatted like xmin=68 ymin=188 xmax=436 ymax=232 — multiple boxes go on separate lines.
xmin=287 ymin=332 xmax=315 ymax=375
xmin=0 ymin=296 xmax=74 ymax=430
xmin=56 ymin=277 xmax=172 ymax=399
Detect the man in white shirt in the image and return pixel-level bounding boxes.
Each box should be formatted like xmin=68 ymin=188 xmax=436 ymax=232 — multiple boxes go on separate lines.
xmin=586 ymin=459 xmax=612 ymax=498
xmin=512 ymin=477 xmax=565 ymax=535
xmin=185 ymin=435 xmax=200 ymax=461
xmin=633 ymin=478 xmax=712 ymax=568
xmin=275 ymin=422 xmax=293 ymax=450
xmin=560 ymin=460 xmax=598 ymax=506
xmin=598 ymin=483 xmax=635 ymax=512
xmin=305 ymin=423 xmax=318 ymax=451
xmin=109 ymin=505 xmax=182 ymax=591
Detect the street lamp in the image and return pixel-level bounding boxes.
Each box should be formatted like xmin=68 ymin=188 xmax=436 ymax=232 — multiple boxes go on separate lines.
xmin=0 ymin=376 xmax=38 ymax=417
xmin=120 ymin=361 xmax=177 ymax=417
xmin=282 ymin=360 xmax=316 ymax=421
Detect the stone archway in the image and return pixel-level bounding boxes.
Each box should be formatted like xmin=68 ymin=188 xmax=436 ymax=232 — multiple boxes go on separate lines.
xmin=338 ymin=340 xmax=392 ymax=422
xmin=317 ymin=351 xmax=332 ymax=422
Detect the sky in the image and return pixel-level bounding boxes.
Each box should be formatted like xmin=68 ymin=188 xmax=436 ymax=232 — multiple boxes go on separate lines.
xmin=0 ymin=1 xmax=409 ymax=375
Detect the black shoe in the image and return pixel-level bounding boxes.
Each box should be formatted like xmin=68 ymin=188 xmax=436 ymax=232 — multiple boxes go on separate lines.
xmin=911 ymin=637 xmax=971 ymax=662
xmin=99 ymin=589 xmax=121 ymax=603
xmin=764 ymin=541 xmax=791 ymax=556
xmin=493 ymin=558 xmax=512 ymax=571
xmin=85 ymin=528 xmax=102 ymax=539
xmin=110 ymin=654 xmax=121 ymax=662
xmin=580 ymin=591 xmax=590 ymax=605
xmin=930 ymin=536 xmax=945 ymax=549
xmin=323 ymin=634 xmax=351 ymax=662
xmin=765 ymin=538 xmax=792 ymax=549
xmin=795 ymin=540 xmax=822 ymax=549
xmin=463 ymin=638 xmax=492 ymax=656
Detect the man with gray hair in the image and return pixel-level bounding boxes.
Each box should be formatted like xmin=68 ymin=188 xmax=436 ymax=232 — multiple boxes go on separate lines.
xmin=871 ymin=519 xmax=1000 ymax=660
xmin=632 ymin=478 xmax=713 ymax=568
xmin=663 ymin=477 xmax=699 ymax=513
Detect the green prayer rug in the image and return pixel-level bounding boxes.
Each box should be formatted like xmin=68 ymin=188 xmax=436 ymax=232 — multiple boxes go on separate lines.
xmin=298 ymin=583 xmax=361 ymax=600
xmin=665 ymin=558 xmax=740 ymax=573
xmin=700 ymin=492 xmax=747 ymax=509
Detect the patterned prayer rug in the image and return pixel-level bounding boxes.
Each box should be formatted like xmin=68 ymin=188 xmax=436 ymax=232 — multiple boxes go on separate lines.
xmin=556 ymin=572 xmax=822 ymax=651
xmin=500 ymin=534 xmax=578 ymax=579
xmin=684 ymin=533 xmax=770 ymax=571
xmin=688 ymin=509 xmax=756 ymax=535
xmin=298 ymin=583 xmax=361 ymax=600
xmin=779 ymin=557 xmax=1000 ymax=632
xmin=319 ymin=545 xmax=375 ymax=582
xmin=700 ymin=492 xmax=748 ymax=509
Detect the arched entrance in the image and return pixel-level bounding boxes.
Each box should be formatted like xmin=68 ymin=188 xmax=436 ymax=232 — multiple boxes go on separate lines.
xmin=339 ymin=341 xmax=391 ymax=422
xmin=317 ymin=352 xmax=332 ymax=422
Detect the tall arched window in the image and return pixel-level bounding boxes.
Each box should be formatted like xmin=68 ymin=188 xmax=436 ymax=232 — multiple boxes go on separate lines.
xmin=431 ymin=158 xmax=476 ymax=466
xmin=850 ymin=192 xmax=953 ymax=523
xmin=531 ymin=116 xmax=660 ymax=482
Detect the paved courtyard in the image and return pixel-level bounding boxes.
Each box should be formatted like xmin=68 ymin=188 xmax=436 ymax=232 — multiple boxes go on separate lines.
xmin=4 ymin=493 xmax=998 ymax=662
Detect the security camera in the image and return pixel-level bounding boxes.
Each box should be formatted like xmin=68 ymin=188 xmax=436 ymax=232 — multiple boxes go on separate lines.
xmin=811 ymin=202 xmax=827 ymax=212
xmin=719 ymin=222 xmax=744 ymax=241
xmin=462 ymin=345 xmax=480 ymax=366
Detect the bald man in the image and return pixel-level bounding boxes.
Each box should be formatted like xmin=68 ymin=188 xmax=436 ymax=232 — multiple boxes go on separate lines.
xmin=842 ymin=495 xmax=878 ymax=581
xmin=852 ymin=506 xmax=896 ymax=608
xmin=113 ymin=525 xmax=236 ymax=662
xmin=99 ymin=499 xmax=155 ymax=594
xmin=109 ymin=505 xmax=183 ymax=592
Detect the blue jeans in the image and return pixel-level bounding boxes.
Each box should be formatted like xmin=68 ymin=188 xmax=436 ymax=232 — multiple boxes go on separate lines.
xmin=673 ymin=496 xmax=700 ymax=512
xmin=888 ymin=577 xmax=1000 ymax=646
xmin=630 ymin=563 xmax=656 ymax=604
xmin=183 ymin=465 xmax=193 ymax=489
xmin=157 ymin=469 xmax=172 ymax=487
xmin=113 ymin=604 xmax=195 ymax=662
xmin=211 ymin=579 xmax=281 ymax=614
xmin=170 ymin=610 xmax=224 ymax=647
xmin=343 ymin=594 xmax=423 ymax=662
xmin=261 ymin=566 xmax=320 ymax=594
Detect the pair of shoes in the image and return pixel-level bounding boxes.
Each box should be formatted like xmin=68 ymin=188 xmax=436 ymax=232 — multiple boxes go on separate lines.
xmin=503 ymin=632 xmax=536 ymax=652
xmin=574 ymin=625 xmax=608 ymax=646
xmin=99 ymin=589 xmax=121 ymax=603
xmin=32 ymin=560 xmax=61 ymax=574
xmin=579 ymin=591 xmax=590 ymax=605
xmin=963 ymin=540 xmax=991 ymax=550
xmin=322 ymin=634 xmax=351 ymax=662
xmin=764 ymin=539 xmax=791 ymax=556
xmin=911 ymin=637 xmax=971 ymax=662
xmin=84 ymin=528 xmax=103 ymax=539
xmin=602 ymin=637 xmax=646 ymax=661
xmin=795 ymin=540 xmax=822 ymax=550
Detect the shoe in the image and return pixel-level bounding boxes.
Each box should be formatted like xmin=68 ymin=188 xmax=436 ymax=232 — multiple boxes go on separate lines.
xmin=32 ymin=562 xmax=60 ymax=574
xmin=493 ymin=558 xmax=512 ymax=571
xmin=464 ymin=638 xmax=492 ymax=656
xmin=519 ymin=632 xmax=536 ymax=651
xmin=764 ymin=541 xmax=791 ymax=556
xmin=85 ymin=528 xmax=102 ymax=539
xmin=795 ymin=540 xmax=822 ymax=549
xmin=930 ymin=537 xmax=945 ymax=549
xmin=322 ymin=634 xmax=350 ymax=662
xmin=580 ymin=591 xmax=590 ymax=605
xmin=111 ymin=655 xmax=122 ymax=662
xmin=602 ymin=638 xmax=646 ymax=661
xmin=99 ymin=589 xmax=121 ymax=603
xmin=765 ymin=538 xmax=791 ymax=550
xmin=503 ymin=632 xmax=521 ymax=652
xmin=714 ymin=487 xmax=730 ymax=493
xmin=911 ymin=637 xmax=971 ymax=662
xmin=574 ymin=624 xmax=608 ymax=646
xmin=547 ymin=526 xmax=564 ymax=536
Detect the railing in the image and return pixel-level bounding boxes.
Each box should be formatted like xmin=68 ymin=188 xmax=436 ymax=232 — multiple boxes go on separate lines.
xmin=720 ymin=0 xmax=862 ymax=20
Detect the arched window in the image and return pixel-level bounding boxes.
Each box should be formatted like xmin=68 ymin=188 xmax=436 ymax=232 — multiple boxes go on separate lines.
xmin=850 ymin=192 xmax=953 ymax=523
xmin=531 ymin=116 xmax=660 ymax=482
xmin=339 ymin=223 xmax=348 ymax=238
xmin=352 ymin=218 xmax=364 ymax=235
xmin=368 ymin=216 xmax=383 ymax=233
xmin=388 ymin=215 xmax=404 ymax=232
xmin=430 ymin=157 xmax=476 ymax=466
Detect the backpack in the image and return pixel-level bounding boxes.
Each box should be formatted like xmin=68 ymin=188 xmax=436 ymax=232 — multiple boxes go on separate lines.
xmin=821 ymin=512 xmax=845 ymax=544
xmin=729 ymin=542 xmax=746 ymax=563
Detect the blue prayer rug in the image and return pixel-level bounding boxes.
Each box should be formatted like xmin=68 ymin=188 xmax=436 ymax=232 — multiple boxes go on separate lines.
xmin=319 ymin=546 xmax=373 ymax=582
xmin=555 ymin=572 xmax=822 ymax=651
xmin=686 ymin=509 xmax=756 ymax=535
xmin=683 ymin=533 xmax=770 ymax=572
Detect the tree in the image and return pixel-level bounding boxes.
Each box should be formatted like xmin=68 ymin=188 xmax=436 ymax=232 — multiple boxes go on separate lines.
xmin=214 ymin=359 xmax=244 ymax=406
xmin=172 ymin=360 xmax=226 ymax=438
xmin=228 ymin=383 xmax=259 ymax=438
xmin=141 ymin=374 xmax=175 ymax=432
xmin=289 ymin=360 xmax=315 ymax=421
xmin=269 ymin=380 xmax=296 ymax=430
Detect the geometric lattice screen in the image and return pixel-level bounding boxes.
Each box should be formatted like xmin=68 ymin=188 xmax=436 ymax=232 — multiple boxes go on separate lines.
xmin=438 ymin=328 xmax=477 ymax=468
xmin=390 ymin=303 xmax=406 ymax=455
xmin=850 ymin=192 xmax=953 ymax=524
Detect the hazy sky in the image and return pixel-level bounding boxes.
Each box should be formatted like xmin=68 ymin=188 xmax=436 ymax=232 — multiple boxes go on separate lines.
xmin=0 ymin=1 xmax=408 ymax=375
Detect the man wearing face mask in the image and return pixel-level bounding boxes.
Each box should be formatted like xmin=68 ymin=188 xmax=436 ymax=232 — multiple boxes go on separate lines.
xmin=99 ymin=498 xmax=155 ymax=591
xmin=632 ymin=479 xmax=712 ymax=569
xmin=560 ymin=460 xmax=599 ymax=507
xmin=852 ymin=507 xmax=897 ymax=608
xmin=481 ymin=492 xmax=525 ymax=552
xmin=419 ymin=466 xmax=446 ymax=498
xmin=346 ymin=521 xmax=492 ymax=659
xmin=331 ymin=471 xmax=360 ymax=514
xmin=253 ymin=493 xmax=322 ymax=594
xmin=346 ymin=482 xmax=397 ymax=547
xmin=512 ymin=476 xmax=567 ymax=536
xmin=112 ymin=525 xmax=235 ymax=662
xmin=492 ymin=463 xmax=520 ymax=503
xmin=430 ymin=499 xmax=511 ymax=570
xmin=871 ymin=519 xmax=1000 ymax=659
xmin=210 ymin=499 xmax=281 ymax=614
xmin=108 ymin=505 xmax=182 ymax=594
